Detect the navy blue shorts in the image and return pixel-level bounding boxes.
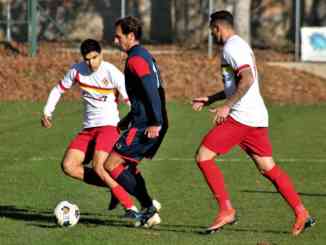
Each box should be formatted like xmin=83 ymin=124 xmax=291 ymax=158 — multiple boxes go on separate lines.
xmin=113 ymin=127 xmax=167 ymax=162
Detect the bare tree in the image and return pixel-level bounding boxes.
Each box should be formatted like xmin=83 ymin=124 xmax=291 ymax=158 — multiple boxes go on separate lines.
xmin=233 ymin=0 xmax=251 ymax=44
xmin=150 ymin=0 xmax=172 ymax=43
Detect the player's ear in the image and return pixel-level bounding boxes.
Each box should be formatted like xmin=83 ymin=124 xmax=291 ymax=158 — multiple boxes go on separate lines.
xmin=128 ymin=32 xmax=136 ymax=42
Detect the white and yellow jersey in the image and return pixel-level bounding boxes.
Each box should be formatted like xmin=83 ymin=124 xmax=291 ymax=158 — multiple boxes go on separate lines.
xmin=221 ymin=35 xmax=268 ymax=127
xmin=43 ymin=61 xmax=128 ymax=129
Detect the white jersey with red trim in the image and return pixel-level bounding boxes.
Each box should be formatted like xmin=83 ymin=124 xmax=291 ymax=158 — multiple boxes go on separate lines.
xmin=221 ymin=35 xmax=268 ymax=127
xmin=43 ymin=61 xmax=128 ymax=129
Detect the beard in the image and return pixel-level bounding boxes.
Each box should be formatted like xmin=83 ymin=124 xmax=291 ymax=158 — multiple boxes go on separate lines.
xmin=213 ymin=35 xmax=224 ymax=45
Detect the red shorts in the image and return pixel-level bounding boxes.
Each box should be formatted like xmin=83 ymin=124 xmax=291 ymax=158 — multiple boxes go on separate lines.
xmin=68 ymin=125 xmax=119 ymax=153
xmin=201 ymin=116 xmax=272 ymax=156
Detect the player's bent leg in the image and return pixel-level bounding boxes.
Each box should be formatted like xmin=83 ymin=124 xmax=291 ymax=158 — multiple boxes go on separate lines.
xmin=104 ymin=155 xmax=159 ymax=227
xmin=128 ymin=164 xmax=153 ymax=209
xmin=117 ymin=164 xmax=160 ymax=228
xmin=196 ymin=146 xmax=236 ymax=233
xmin=94 ymin=158 xmax=136 ymax=210
xmin=250 ymin=154 xmax=316 ymax=236
xmin=62 ymin=148 xmax=106 ymax=187
xmin=109 ymin=164 xmax=155 ymax=213
xmin=249 ymin=154 xmax=275 ymax=173
xmin=104 ymin=152 xmax=124 ymax=172
xmin=195 ymin=145 xmax=217 ymax=162
xmin=71 ymin=150 xmax=106 ymax=187
xmin=61 ymin=149 xmax=85 ymax=180
xmin=99 ymin=153 xmax=141 ymax=222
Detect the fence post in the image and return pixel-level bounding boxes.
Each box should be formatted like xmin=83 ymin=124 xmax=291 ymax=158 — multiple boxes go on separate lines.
xmin=28 ymin=0 xmax=37 ymax=56
xmin=295 ymin=0 xmax=301 ymax=62
xmin=6 ymin=1 xmax=11 ymax=42
xmin=208 ymin=0 xmax=213 ymax=58
xmin=121 ymin=0 xmax=126 ymax=18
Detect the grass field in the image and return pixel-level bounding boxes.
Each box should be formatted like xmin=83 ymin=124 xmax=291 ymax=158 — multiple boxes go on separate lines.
xmin=0 ymin=101 xmax=325 ymax=245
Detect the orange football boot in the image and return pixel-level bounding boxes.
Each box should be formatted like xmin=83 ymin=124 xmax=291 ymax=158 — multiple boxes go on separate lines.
xmin=205 ymin=208 xmax=237 ymax=234
xmin=292 ymin=209 xmax=316 ymax=236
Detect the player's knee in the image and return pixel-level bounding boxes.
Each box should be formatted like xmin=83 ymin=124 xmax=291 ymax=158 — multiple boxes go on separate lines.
xmin=103 ymin=158 xmax=120 ymax=172
xmin=195 ymin=151 xmax=211 ymax=163
xmin=61 ymin=159 xmax=77 ymax=176
xmin=195 ymin=145 xmax=216 ymax=163
xmin=195 ymin=153 xmax=201 ymax=164
xmin=194 ymin=147 xmax=201 ymax=162
xmin=103 ymin=159 xmax=110 ymax=172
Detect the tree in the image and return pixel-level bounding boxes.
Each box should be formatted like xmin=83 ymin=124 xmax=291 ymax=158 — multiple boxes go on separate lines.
xmin=150 ymin=0 xmax=172 ymax=43
xmin=233 ymin=0 xmax=251 ymax=44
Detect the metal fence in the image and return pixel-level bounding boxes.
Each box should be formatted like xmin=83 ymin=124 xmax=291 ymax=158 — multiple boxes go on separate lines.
xmin=1 ymin=0 xmax=326 ymax=57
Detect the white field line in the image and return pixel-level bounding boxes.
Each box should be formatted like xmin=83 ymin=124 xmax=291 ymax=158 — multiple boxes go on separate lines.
xmin=6 ymin=156 xmax=326 ymax=163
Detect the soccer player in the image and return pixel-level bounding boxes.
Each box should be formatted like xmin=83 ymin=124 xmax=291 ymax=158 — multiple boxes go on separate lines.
xmin=41 ymin=38 xmax=129 ymax=194
xmin=192 ymin=10 xmax=315 ymax=236
xmin=98 ymin=16 xmax=168 ymax=227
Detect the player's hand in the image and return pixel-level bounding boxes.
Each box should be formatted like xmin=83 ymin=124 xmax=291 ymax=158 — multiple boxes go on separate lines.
xmin=209 ymin=104 xmax=230 ymax=125
xmin=41 ymin=115 xmax=52 ymax=128
xmin=145 ymin=126 xmax=161 ymax=138
xmin=192 ymin=97 xmax=208 ymax=111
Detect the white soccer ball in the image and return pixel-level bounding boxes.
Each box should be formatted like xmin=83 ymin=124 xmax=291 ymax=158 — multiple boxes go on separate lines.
xmin=54 ymin=201 xmax=80 ymax=227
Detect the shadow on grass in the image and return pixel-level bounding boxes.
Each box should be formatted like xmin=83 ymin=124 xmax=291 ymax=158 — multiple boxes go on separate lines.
xmin=0 ymin=205 xmax=128 ymax=229
xmin=138 ymin=223 xmax=289 ymax=236
xmin=0 ymin=205 xmax=205 ymax=233
xmin=241 ymin=189 xmax=326 ymax=197
xmin=0 ymin=205 xmax=290 ymax=235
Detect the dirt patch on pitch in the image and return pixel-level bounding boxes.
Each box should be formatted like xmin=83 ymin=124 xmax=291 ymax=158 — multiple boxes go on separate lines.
xmin=0 ymin=42 xmax=326 ymax=104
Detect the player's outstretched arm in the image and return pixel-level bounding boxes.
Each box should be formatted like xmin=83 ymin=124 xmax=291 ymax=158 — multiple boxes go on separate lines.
xmin=192 ymin=90 xmax=226 ymax=111
xmin=192 ymin=97 xmax=208 ymax=111
xmin=42 ymin=84 xmax=65 ymax=128
xmin=210 ymin=69 xmax=254 ymax=125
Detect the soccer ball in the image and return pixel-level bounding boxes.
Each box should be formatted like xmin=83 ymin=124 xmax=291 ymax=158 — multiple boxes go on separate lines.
xmin=54 ymin=201 xmax=80 ymax=227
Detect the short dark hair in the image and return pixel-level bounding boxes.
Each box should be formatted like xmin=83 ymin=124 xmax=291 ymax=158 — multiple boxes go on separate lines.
xmin=80 ymin=39 xmax=101 ymax=57
xmin=210 ymin=10 xmax=234 ymax=28
xmin=115 ymin=16 xmax=142 ymax=40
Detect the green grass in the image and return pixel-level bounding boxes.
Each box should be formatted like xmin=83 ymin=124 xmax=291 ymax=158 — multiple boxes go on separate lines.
xmin=0 ymin=101 xmax=326 ymax=245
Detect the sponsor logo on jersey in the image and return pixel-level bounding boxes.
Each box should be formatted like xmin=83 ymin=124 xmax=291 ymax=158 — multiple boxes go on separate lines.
xmin=102 ymin=78 xmax=111 ymax=86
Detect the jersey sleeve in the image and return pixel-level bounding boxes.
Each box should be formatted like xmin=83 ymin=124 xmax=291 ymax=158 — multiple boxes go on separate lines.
xmin=43 ymin=68 xmax=77 ymax=117
xmin=43 ymin=85 xmax=63 ymax=117
xmin=223 ymin=46 xmax=251 ymax=76
xmin=58 ymin=67 xmax=77 ymax=92
xmin=127 ymin=56 xmax=163 ymax=126
xmin=109 ymin=64 xmax=129 ymax=103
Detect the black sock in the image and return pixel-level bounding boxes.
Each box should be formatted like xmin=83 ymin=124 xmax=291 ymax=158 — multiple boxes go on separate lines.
xmin=114 ymin=165 xmax=153 ymax=208
xmin=133 ymin=171 xmax=153 ymax=208
xmin=84 ymin=167 xmax=106 ymax=187
xmin=115 ymin=166 xmax=138 ymax=195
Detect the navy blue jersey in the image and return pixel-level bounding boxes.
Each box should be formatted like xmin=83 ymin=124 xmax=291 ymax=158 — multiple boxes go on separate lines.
xmin=123 ymin=45 xmax=168 ymax=129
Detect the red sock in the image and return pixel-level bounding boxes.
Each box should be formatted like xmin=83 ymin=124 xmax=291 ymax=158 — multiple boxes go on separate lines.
xmin=111 ymin=185 xmax=134 ymax=209
xmin=197 ymin=159 xmax=232 ymax=211
xmin=109 ymin=164 xmax=134 ymax=209
xmin=263 ymin=165 xmax=304 ymax=216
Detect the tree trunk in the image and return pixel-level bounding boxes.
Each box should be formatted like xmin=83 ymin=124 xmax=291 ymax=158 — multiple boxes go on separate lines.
xmin=233 ymin=0 xmax=251 ymax=44
xmin=150 ymin=0 xmax=172 ymax=43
